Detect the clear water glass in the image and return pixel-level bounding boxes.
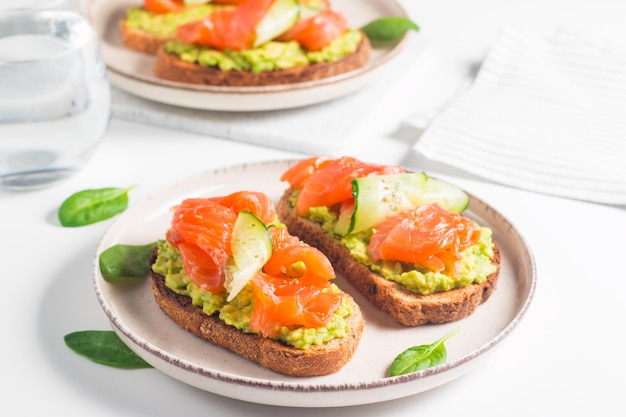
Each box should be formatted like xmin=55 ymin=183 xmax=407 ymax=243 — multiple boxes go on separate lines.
xmin=0 ymin=0 xmax=111 ymax=190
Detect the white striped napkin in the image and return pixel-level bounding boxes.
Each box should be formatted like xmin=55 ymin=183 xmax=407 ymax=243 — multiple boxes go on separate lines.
xmin=412 ymin=27 xmax=626 ymax=206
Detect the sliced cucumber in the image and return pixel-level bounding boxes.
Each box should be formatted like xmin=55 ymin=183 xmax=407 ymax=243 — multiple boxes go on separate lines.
xmin=254 ymin=0 xmax=300 ymax=47
xmin=334 ymin=204 xmax=354 ymax=237
xmin=411 ymin=176 xmax=471 ymax=212
xmin=299 ymin=4 xmax=323 ymax=19
xmin=224 ymin=211 xmax=273 ymax=302
xmin=333 ymin=172 xmax=470 ymax=236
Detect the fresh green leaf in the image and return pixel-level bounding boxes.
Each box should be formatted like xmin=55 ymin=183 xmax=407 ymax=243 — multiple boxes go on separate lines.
xmin=361 ymin=17 xmax=419 ymax=44
xmin=64 ymin=330 xmax=153 ymax=369
xmin=58 ymin=186 xmax=136 ymax=227
xmin=389 ymin=327 xmax=459 ymax=377
xmin=99 ymin=242 xmax=158 ymax=283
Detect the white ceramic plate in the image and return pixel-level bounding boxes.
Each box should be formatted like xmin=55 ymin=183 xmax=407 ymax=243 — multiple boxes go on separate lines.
xmin=91 ymin=0 xmax=411 ymax=111
xmin=93 ymin=159 xmax=536 ymax=408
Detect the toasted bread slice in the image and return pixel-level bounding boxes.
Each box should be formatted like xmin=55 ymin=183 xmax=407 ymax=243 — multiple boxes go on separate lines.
xmin=152 ymin=34 xmax=371 ymax=87
xmin=277 ymin=190 xmax=501 ymax=327
xmin=149 ymin=249 xmax=364 ymax=377
xmin=118 ymin=18 xmax=174 ymax=55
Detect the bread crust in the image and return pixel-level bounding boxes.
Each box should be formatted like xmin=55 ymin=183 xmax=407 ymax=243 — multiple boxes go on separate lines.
xmin=152 ymin=34 xmax=372 ymax=86
xmin=118 ymin=18 xmax=174 ymax=55
xmin=277 ymin=190 xmax=501 ymax=327
xmin=149 ymin=249 xmax=364 ymax=377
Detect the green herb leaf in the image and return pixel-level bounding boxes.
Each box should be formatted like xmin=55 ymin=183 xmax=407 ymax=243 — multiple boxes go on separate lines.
xmin=58 ymin=186 xmax=136 ymax=227
xmin=99 ymin=242 xmax=158 ymax=283
xmin=361 ymin=17 xmax=419 ymax=44
xmin=389 ymin=327 xmax=459 ymax=377
xmin=64 ymin=330 xmax=153 ymax=369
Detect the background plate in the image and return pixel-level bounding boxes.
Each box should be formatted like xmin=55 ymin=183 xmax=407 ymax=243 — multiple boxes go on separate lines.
xmin=92 ymin=0 xmax=411 ymax=111
xmin=93 ymin=159 xmax=536 ymax=408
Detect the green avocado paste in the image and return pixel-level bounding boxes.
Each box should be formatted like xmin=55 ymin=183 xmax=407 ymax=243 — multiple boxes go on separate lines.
xmin=164 ymin=29 xmax=363 ymax=73
xmin=123 ymin=5 xmax=223 ymax=37
xmin=304 ymin=203 xmax=498 ymax=296
xmin=151 ymin=240 xmax=353 ymax=349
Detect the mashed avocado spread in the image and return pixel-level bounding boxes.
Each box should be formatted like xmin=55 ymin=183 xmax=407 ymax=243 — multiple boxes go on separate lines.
xmin=151 ymin=240 xmax=353 ymax=349
xmin=124 ymin=5 xmax=221 ymax=37
xmin=303 ymin=202 xmax=498 ymax=296
xmin=164 ymin=29 xmax=363 ymax=73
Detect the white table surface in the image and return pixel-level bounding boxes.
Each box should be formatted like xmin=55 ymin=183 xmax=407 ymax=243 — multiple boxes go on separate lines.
xmin=3 ymin=0 xmax=625 ymax=416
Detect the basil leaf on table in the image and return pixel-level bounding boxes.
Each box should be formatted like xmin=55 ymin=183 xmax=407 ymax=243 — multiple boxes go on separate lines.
xmin=389 ymin=327 xmax=460 ymax=377
xmin=58 ymin=186 xmax=136 ymax=227
xmin=64 ymin=330 xmax=152 ymax=369
xmin=361 ymin=17 xmax=420 ymax=44
xmin=99 ymin=242 xmax=158 ymax=283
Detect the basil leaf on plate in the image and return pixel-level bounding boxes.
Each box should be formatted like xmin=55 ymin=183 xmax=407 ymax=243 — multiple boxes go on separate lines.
xmin=99 ymin=242 xmax=158 ymax=283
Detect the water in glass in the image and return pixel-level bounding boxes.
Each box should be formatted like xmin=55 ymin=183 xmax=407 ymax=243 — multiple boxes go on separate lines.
xmin=0 ymin=1 xmax=110 ymax=190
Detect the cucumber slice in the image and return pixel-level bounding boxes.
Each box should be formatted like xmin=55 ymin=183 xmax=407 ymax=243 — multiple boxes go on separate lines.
xmin=224 ymin=211 xmax=273 ymax=302
xmin=254 ymin=0 xmax=300 ymax=47
xmin=412 ymin=176 xmax=471 ymax=212
xmin=334 ymin=204 xmax=353 ymax=236
xmin=334 ymin=172 xmax=470 ymax=236
xmin=299 ymin=4 xmax=323 ymax=19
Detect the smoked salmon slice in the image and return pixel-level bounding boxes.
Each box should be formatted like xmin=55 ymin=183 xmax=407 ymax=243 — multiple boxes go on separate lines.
xmin=281 ymin=156 xmax=405 ymax=216
xmin=251 ymin=226 xmax=340 ymax=337
xmin=176 ymin=0 xmax=274 ymax=51
xmin=143 ymin=0 xmax=185 ymax=13
xmin=166 ymin=198 xmax=236 ymax=292
xmin=165 ymin=191 xmax=342 ymax=337
xmin=208 ymin=190 xmax=277 ymax=225
xmin=175 ymin=0 xmax=349 ymax=51
xmin=367 ymin=203 xmax=482 ymax=276
xmin=275 ymin=9 xmax=347 ymax=51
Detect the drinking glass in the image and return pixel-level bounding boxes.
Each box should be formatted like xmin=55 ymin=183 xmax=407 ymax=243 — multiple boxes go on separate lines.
xmin=0 ymin=0 xmax=111 ymax=190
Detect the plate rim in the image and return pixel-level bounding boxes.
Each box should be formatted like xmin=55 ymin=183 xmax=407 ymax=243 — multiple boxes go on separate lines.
xmin=93 ymin=159 xmax=537 ymax=407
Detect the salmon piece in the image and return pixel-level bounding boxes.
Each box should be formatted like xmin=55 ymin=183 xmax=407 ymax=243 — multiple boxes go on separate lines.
xmin=280 ymin=155 xmax=335 ymax=188
xmin=250 ymin=227 xmax=341 ymax=337
xmin=165 ymin=192 xmax=342 ymax=337
xmin=282 ymin=156 xmax=405 ymax=216
xmin=143 ymin=0 xmax=185 ymax=13
xmin=368 ymin=203 xmax=482 ymax=276
xmin=208 ymin=190 xmax=277 ymax=225
xmin=166 ymin=191 xmax=275 ymax=290
xmin=276 ymin=9 xmax=347 ymax=51
xmin=250 ymin=274 xmax=342 ymax=337
xmin=263 ymin=226 xmax=335 ymax=284
xmin=176 ymin=0 xmax=273 ymax=51
xmin=174 ymin=0 xmax=347 ymax=51
xmin=166 ymin=198 xmax=236 ymax=291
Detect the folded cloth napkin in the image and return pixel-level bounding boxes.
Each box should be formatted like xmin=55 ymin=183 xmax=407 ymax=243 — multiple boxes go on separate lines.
xmin=412 ymin=27 xmax=626 ymax=206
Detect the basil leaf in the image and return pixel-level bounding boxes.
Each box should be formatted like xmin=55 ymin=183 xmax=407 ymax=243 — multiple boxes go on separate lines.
xmin=64 ymin=330 xmax=152 ymax=369
xmin=58 ymin=186 xmax=136 ymax=227
xmin=361 ymin=17 xmax=419 ymax=44
xmin=389 ymin=327 xmax=459 ymax=377
xmin=99 ymin=242 xmax=158 ymax=283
